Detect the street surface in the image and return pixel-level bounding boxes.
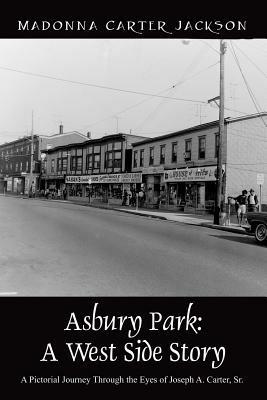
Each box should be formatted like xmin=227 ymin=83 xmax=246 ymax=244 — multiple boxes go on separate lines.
xmin=0 ymin=196 xmax=266 ymax=296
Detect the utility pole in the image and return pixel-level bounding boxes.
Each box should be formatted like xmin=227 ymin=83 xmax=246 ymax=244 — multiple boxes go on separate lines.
xmin=28 ymin=111 xmax=34 ymax=198
xmin=214 ymin=40 xmax=227 ymax=225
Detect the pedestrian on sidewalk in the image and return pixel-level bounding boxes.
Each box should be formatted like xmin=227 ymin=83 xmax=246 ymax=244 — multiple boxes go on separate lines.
xmin=247 ymin=189 xmax=258 ymax=212
xmin=234 ymin=190 xmax=248 ymax=226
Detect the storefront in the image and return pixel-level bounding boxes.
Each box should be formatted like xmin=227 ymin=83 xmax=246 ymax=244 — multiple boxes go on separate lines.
xmin=65 ymin=173 xmax=142 ymax=205
xmin=163 ymin=166 xmax=222 ymax=213
xmin=141 ymin=166 xmax=165 ymax=208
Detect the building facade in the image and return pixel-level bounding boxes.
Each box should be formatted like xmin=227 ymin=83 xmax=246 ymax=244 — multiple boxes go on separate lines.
xmin=131 ymin=113 xmax=267 ymax=213
xmin=41 ymin=133 xmax=146 ymax=204
xmin=0 ymin=126 xmax=87 ymax=195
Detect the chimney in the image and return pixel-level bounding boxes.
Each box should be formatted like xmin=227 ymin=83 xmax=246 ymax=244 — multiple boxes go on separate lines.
xmin=87 ymin=132 xmax=91 ymax=139
xmin=59 ymin=124 xmax=63 ymax=134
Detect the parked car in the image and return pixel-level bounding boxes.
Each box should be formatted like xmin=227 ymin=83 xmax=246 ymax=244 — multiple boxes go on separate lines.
xmin=246 ymin=212 xmax=267 ymax=244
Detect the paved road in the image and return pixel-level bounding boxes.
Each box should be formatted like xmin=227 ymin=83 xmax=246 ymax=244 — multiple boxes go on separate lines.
xmin=0 ymin=196 xmax=266 ymax=296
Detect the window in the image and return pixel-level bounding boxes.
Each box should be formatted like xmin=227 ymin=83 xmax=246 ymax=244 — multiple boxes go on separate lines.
xmin=105 ymin=142 xmax=122 ymax=170
xmin=107 ymin=152 xmax=113 ymax=168
xmin=184 ymin=139 xmax=192 ymax=161
xmin=57 ymin=157 xmax=68 ymax=171
xmin=51 ymin=159 xmax=55 ymax=173
xmin=114 ymin=142 xmax=122 ymax=150
xmin=76 ymin=156 xmax=82 ymax=171
xmin=140 ymin=149 xmax=144 ymax=167
xmin=94 ymin=154 xmax=100 ymax=169
xmin=70 ymin=156 xmax=77 ymax=171
xmin=113 ymin=151 xmax=122 ymax=169
xmin=215 ymin=133 xmax=219 ymax=158
xmin=198 ymin=136 xmax=206 ymax=159
xmin=160 ymin=145 xmax=165 ymax=164
xmin=15 ymin=163 xmax=18 ymax=172
xmin=86 ymin=154 xmax=93 ymax=170
xmin=26 ymin=161 xmax=28 ymax=171
xmin=149 ymin=147 xmax=154 ymax=165
xmin=94 ymin=145 xmax=100 ymax=154
xmin=172 ymin=142 xmax=177 ymax=163
xmin=62 ymin=158 xmax=67 ymax=171
xmin=20 ymin=161 xmax=23 ymax=171
xmin=133 ymin=151 xmax=138 ymax=168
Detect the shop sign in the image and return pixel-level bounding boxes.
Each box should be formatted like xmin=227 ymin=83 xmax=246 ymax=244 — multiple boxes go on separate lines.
xmin=65 ymin=173 xmax=142 ymax=184
xmin=142 ymin=166 xmax=165 ymax=175
xmin=66 ymin=175 xmax=92 ymax=184
xmin=257 ymin=173 xmax=264 ymax=185
xmin=163 ymin=166 xmax=220 ymax=182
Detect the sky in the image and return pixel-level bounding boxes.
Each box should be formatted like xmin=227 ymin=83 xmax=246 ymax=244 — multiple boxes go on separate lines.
xmin=0 ymin=38 xmax=267 ymax=144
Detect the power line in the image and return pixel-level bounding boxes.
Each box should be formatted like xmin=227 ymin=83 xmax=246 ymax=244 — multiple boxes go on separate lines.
xmin=234 ymin=42 xmax=267 ymax=80
xmin=229 ymin=41 xmax=267 ymax=128
xmin=0 ymin=65 xmax=207 ymax=104
xmin=199 ymin=40 xmax=220 ymax=55
xmin=80 ymin=61 xmax=220 ymax=130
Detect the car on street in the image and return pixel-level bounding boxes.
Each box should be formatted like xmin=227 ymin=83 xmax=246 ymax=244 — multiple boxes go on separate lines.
xmin=246 ymin=212 xmax=267 ymax=244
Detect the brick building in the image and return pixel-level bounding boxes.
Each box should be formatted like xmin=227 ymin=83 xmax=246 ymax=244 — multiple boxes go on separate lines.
xmin=41 ymin=133 xmax=146 ymax=204
xmin=0 ymin=126 xmax=87 ymax=195
xmin=131 ymin=113 xmax=267 ymax=213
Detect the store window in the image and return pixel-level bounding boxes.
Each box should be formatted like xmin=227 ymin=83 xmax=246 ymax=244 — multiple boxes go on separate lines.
xmin=184 ymin=139 xmax=192 ymax=161
xmin=140 ymin=149 xmax=144 ymax=167
xmin=198 ymin=136 xmax=206 ymax=159
xmin=149 ymin=147 xmax=154 ymax=165
xmin=160 ymin=145 xmax=165 ymax=164
xmin=172 ymin=142 xmax=177 ymax=163
xmin=133 ymin=151 xmax=138 ymax=168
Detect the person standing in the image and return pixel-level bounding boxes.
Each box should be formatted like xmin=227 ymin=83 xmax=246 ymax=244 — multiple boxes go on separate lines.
xmin=234 ymin=190 xmax=248 ymax=226
xmin=247 ymin=189 xmax=258 ymax=212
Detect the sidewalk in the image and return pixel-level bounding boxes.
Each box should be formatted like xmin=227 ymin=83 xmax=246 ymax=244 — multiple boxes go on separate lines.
xmin=1 ymin=193 xmax=250 ymax=235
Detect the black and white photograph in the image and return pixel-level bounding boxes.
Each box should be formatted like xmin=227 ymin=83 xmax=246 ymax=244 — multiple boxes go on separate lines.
xmin=0 ymin=10 xmax=266 ymax=395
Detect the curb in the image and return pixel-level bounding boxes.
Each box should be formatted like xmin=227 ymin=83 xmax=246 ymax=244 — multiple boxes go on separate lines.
xmin=200 ymin=222 xmax=252 ymax=235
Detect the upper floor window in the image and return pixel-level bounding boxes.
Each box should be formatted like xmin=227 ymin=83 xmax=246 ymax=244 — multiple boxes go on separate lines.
xmin=149 ymin=147 xmax=154 ymax=165
xmin=62 ymin=158 xmax=68 ymax=171
xmin=160 ymin=145 xmax=166 ymax=164
xmin=51 ymin=159 xmax=55 ymax=173
xmin=184 ymin=139 xmax=192 ymax=161
xmin=94 ymin=154 xmax=100 ymax=169
xmin=172 ymin=142 xmax=177 ymax=163
xmin=140 ymin=149 xmax=144 ymax=167
xmin=86 ymin=154 xmax=93 ymax=170
xmin=113 ymin=151 xmax=122 ymax=169
xmin=133 ymin=151 xmax=138 ymax=168
xmin=198 ymin=136 xmax=206 ymax=159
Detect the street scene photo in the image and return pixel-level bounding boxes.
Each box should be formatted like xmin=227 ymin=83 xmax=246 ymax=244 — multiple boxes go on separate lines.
xmin=0 ymin=38 xmax=267 ymax=296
